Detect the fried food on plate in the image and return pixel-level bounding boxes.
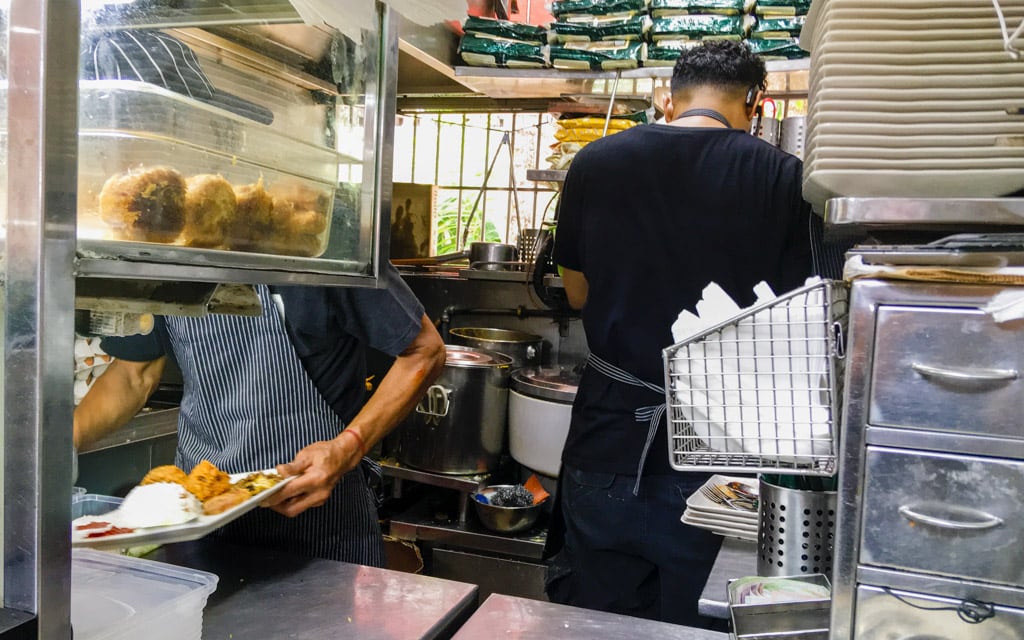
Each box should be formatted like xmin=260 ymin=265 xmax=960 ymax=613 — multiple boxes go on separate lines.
xmin=140 ymin=464 xmax=188 ymax=487
xmin=185 ymin=459 xmax=231 ymax=502
xmin=202 ymin=487 xmax=251 ymax=516
xmin=233 ymin=471 xmax=283 ymax=496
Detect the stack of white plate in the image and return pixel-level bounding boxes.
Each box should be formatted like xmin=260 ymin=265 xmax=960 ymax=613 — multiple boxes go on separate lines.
xmin=801 ymin=0 xmax=1024 ymax=211
xmin=682 ymin=474 xmax=759 ymax=542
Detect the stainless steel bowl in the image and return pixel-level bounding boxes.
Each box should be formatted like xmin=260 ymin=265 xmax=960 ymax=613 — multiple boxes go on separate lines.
xmin=472 ymin=485 xmax=547 ymax=535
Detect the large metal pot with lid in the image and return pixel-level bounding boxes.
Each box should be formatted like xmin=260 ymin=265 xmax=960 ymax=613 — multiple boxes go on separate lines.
xmin=508 ymin=366 xmax=580 ymax=478
xmin=396 ymin=345 xmax=512 ymax=475
xmin=448 ymin=327 xmax=545 ymax=370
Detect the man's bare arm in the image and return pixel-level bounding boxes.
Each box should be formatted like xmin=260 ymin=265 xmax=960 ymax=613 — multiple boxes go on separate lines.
xmin=73 ymin=356 xmax=166 ymax=450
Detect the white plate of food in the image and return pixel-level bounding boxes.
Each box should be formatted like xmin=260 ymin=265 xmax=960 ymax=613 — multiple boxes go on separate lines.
xmin=72 ymin=462 xmax=294 ymax=551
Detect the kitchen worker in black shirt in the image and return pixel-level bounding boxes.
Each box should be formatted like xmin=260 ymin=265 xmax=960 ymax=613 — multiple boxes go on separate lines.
xmin=74 ymin=266 xmax=445 ymax=565
xmin=546 ymin=40 xmax=815 ymax=626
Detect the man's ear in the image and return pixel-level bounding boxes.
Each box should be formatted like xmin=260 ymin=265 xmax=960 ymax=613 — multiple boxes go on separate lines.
xmin=661 ymin=92 xmax=676 ymax=122
xmin=746 ymin=89 xmax=764 ymax=121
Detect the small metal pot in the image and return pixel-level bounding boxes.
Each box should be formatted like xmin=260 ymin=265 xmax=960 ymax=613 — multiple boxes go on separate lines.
xmin=469 ymin=242 xmax=518 ymax=271
xmin=448 ymin=327 xmax=545 ymax=370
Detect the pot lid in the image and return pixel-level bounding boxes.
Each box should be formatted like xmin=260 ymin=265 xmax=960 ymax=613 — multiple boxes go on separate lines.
xmin=444 ymin=345 xmax=513 ymax=368
xmin=511 ymin=366 xmax=580 ymax=403
xmin=449 ymin=327 xmax=543 ymax=344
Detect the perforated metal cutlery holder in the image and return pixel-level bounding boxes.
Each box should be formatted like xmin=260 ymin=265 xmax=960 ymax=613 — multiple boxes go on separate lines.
xmin=757 ymin=477 xmax=837 ymax=578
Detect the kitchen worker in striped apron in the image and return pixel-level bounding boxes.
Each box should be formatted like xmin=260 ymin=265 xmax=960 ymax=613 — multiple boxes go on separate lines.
xmin=74 ymin=265 xmax=445 ymax=565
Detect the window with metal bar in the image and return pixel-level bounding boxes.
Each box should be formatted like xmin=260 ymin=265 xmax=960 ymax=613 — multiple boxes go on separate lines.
xmin=393 ymin=111 xmax=562 ymax=255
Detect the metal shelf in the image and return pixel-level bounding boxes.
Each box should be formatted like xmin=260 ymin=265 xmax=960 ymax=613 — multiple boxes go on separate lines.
xmin=451 ymin=58 xmax=808 ymax=99
xmin=526 ymin=169 xmax=567 ymax=183
xmin=826 ymin=197 xmax=1024 ymax=231
xmin=454 ymin=58 xmax=809 ymax=81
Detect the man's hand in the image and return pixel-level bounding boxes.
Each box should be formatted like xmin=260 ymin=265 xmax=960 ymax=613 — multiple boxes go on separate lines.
xmin=264 ymin=430 xmax=363 ymax=518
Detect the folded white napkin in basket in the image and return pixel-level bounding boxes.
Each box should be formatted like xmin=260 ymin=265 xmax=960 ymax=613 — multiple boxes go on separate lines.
xmin=669 ymin=278 xmax=832 ymax=462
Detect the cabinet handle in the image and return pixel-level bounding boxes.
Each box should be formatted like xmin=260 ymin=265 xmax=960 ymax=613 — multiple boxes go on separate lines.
xmin=911 ymin=361 xmax=1019 ymax=384
xmin=898 ymin=504 xmax=1004 ymax=531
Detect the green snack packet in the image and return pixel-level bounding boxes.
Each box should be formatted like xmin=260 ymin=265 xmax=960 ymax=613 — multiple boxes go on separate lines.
xmin=754 ymin=0 xmax=811 ymax=16
xmin=650 ymin=14 xmax=750 ymax=40
xmin=744 ymin=37 xmax=808 ymax=59
xmin=550 ymin=0 xmax=647 ymax=18
xmin=458 ymin=33 xmax=549 ymax=68
xmin=644 ymin=39 xmax=703 ymax=65
xmin=751 ymin=15 xmax=806 ymax=38
xmin=463 ymin=16 xmax=549 ymax=44
xmin=551 ymin=15 xmax=650 ymax=42
xmin=649 ymin=0 xmax=753 ymax=17
xmin=550 ymin=40 xmax=645 ymax=70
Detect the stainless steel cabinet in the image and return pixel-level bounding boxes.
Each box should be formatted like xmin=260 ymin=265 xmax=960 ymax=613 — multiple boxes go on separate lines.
xmin=831 ymin=279 xmax=1024 ymax=640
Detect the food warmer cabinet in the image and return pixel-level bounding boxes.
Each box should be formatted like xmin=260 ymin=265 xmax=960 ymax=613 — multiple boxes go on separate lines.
xmin=0 ymin=1 xmax=400 ymax=637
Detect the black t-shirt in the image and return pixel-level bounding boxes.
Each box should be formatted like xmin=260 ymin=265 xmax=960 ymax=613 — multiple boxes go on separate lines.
xmin=102 ymin=266 xmax=424 ymax=424
xmin=553 ymin=123 xmax=814 ymax=475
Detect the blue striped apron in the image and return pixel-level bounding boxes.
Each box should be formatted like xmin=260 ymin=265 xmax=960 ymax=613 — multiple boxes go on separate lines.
xmin=164 ymin=285 xmax=384 ymax=565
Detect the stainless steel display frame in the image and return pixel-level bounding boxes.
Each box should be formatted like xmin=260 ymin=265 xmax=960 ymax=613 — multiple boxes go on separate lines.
xmin=830 ymin=278 xmax=1024 ymax=640
xmin=1 ymin=2 xmax=401 ymax=638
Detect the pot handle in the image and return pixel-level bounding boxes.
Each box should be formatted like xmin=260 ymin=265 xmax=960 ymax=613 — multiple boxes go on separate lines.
xmin=415 ymin=384 xmax=451 ymax=425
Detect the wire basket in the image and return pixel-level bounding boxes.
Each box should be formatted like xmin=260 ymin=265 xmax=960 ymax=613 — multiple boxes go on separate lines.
xmin=663 ymin=280 xmax=848 ymax=475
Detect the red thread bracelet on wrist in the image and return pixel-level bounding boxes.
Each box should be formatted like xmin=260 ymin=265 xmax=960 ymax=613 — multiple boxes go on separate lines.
xmin=344 ymin=428 xmax=367 ymax=458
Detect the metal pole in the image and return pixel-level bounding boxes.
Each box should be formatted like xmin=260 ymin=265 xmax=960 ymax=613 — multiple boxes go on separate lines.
xmin=601 ymin=70 xmax=622 ymax=138
xmin=459 ymin=132 xmax=509 ymax=251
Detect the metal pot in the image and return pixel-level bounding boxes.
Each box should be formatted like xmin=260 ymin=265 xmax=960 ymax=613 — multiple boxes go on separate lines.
xmin=508 ymin=366 xmax=580 ymax=478
xmin=469 ymin=242 xmax=518 ymax=271
xmin=396 ymin=345 xmax=513 ymax=475
xmin=448 ymin=327 xmax=545 ymax=370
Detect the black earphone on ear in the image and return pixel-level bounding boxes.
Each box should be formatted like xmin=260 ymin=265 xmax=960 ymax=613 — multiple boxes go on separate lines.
xmin=745 ymin=84 xmax=765 ymax=109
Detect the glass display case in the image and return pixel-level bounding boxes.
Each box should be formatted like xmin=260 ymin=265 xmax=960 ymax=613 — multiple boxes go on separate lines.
xmin=75 ymin=0 xmax=398 ymax=286
xmin=1 ymin=1 xmax=400 ymax=637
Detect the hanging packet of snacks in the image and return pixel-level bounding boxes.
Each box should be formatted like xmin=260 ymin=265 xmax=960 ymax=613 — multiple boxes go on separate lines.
xmin=744 ymin=37 xmax=807 ymax=59
xmin=463 ymin=15 xmax=550 ymax=43
xmin=750 ymin=15 xmax=805 ymax=39
xmin=550 ymin=0 xmax=647 ymax=19
xmin=753 ymin=0 xmax=811 ymax=17
xmin=648 ymin=0 xmax=754 ymax=18
xmin=550 ymin=14 xmax=651 ymax=42
xmin=650 ymin=14 xmax=753 ymax=40
xmin=458 ymin=33 xmax=549 ymax=68
xmin=549 ymin=40 xmax=645 ymax=70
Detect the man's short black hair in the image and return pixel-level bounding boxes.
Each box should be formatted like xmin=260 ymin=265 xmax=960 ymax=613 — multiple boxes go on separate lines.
xmin=670 ymin=40 xmax=766 ymax=98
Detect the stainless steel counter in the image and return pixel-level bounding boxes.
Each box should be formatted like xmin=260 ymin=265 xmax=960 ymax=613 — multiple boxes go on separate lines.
xmin=452 ymin=594 xmax=730 ymax=640
xmin=698 ymin=537 xmax=758 ymax=620
xmin=150 ymin=539 xmax=479 ymax=640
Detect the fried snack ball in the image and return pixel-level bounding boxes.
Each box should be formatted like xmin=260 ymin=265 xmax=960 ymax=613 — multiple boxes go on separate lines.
xmin=227 ymin=178 xmax=273 ymax=252
xmin=268 ymin=181 xmax=330 ymax=215
xmin=140 ymin=465 xmax=188 ymax=487
xmin=202 ymin=487 xmax=250 ymax=516
xmin=99 ymin=167 xmax=186 ymax=243
xmin=185 ymin=459 xmax=231 ymax=502
xmin=182 ymin=174 xmax=236 ymax=248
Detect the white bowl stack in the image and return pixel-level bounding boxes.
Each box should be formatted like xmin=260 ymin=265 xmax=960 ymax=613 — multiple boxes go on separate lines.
xmin=801 ymin=0 xmax=1024 ymax=212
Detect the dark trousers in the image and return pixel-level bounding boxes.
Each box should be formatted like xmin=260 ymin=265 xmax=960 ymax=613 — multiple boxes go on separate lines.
xmin=545 ymin=465 xmax=723 ymax=628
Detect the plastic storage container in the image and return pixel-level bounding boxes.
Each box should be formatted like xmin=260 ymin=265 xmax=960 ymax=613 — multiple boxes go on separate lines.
xmin=72 ymin=493 xmax=123 ymax=519
xmin=72 ymin=549 xmax=218 ymax=640
xmin=77 ymin=80 xmax=340 ymax=258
